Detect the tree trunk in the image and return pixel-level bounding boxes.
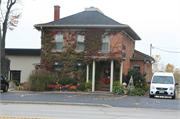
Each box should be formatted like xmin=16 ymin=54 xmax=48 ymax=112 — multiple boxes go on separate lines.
xmin=1 ymin=56 xmax=10 ymax=78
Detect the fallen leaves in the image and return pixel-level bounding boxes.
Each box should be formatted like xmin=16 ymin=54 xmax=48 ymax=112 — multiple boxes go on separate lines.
xmin=134 ymin=103 xmax=140 ymax=105
xmin=93 ymin=98 xmax=115 ymax=101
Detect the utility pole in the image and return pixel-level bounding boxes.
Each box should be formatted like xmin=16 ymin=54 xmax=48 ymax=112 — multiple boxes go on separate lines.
xmin=150 ymin=44 xmax=152 ymax=56
xmin=0 ymin=0 xmax=1 ymax=77
xmin=0 ymin=25 xmax=1 ymax=77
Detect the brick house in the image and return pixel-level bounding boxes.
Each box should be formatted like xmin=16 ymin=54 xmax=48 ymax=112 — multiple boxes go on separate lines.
xmin=34 ymin=6 xmax=154 ymax=92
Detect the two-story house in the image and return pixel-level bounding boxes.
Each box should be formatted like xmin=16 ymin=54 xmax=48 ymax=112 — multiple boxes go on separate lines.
xmin=34 ymin=6 xmax=154 ymax=92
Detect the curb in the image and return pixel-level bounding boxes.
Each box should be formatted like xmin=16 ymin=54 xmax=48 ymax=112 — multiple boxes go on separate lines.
xmin=0 ymin=100 xmax=113 ymax=108
xmin=6 ymin=90 xmax=115 ymax=95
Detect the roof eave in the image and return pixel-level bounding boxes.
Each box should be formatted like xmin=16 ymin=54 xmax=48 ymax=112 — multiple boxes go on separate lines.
xmin=34 ymin=24 xmax=141 ymax=40
xmin=34 ymin=24 xmax=129 ymax=28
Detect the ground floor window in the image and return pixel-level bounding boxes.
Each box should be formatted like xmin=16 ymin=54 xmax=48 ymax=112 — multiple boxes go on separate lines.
xmin=10 ymin=71 xmax=21 ymax=84
xmin=132 ymin=65 xmax=141 ymax=72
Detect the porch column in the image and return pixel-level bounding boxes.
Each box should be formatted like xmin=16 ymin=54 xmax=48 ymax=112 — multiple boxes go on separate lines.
xmin=86 ymin=64 xmax=89 ymax=82
xmin=92 ymin=60 xmax=95 ymax=92
xmin=110 ymin=60 xmax=114 ymax=92
xmin=120 ymin=60 xmax=123 ymax=84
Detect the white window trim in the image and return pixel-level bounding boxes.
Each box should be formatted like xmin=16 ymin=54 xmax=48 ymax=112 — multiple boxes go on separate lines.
xmin=99 ymin=35 xmax=110 ymax=53
xmin=132 ymin=65 xmax=141 ymax=72
xmin=76 ymin=34 xmax=85 ymax=52
xmin=53 ymin=33 xmax=64 ymax=52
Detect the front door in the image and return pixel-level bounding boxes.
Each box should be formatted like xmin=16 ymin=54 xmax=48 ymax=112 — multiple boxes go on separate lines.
xmin=100 ymin=66 xmax=111 ymax=91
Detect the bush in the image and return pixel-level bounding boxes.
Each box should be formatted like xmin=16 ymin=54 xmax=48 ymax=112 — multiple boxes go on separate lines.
xmin=69 ymin=83 xmax=73 ymax=87
xmin=113 ymin=81 xmax=121 ymax=87
xmin=79 ymin=82 xmax=86 ymax=91
xmin=126 ymin=69 xmax=147 ymax=88
xmin=115 ymin=67 xmax=120 ymax=81
xmin=113 ymin=85 xmax=124 ymax=94
xmin=22 ymin=82 xmax=29 ymax=90
xmin=28 ymin=69 xmax=56 ymax=91
xmin=59 ymin=77 xmax=77 ymax=86
xmin=142 ymin=85 xmax=150 ymax=92
xmin=70 ymin=86 xmax=76 ymax=90
xmin=74 ymin=85 xmax=79 ymax=90
xmin=49 ymin=85 xmax=55 ymax=89
xmin=85 ymin=81 xmax=92 ymax=89
xmin=62 ymin=85 xmax=70 ymax=90
xmin=128 ymin=88 xmax=145 ymax=96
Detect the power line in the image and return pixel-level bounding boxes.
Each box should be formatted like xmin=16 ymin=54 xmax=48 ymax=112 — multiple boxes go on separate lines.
xmin=152 ymin=46 xmax=180 ymax=53
xmin=137 ymin=42 xmax=180 ymax=49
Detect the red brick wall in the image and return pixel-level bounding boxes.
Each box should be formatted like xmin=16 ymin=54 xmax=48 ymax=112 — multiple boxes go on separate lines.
xmin=109 ymin=32 xmax=123 ymax=57
xmin=146 ymin=62 xmax=152 ymax=82
xmin=121 ymin=32 xmax=135 ymax=75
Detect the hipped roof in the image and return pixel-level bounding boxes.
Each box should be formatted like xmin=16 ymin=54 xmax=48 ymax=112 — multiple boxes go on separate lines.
xmin=34 ymin=8 xmax=141 ymax=40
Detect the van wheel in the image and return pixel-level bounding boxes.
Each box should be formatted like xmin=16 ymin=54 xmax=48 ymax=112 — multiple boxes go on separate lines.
xmin=172 ymin=92 xmax=175 ymax=99
xmin=149 ymin=94 xmax=154 ymax=98
xmin=3 ymin=85 xmax=8 ymax=92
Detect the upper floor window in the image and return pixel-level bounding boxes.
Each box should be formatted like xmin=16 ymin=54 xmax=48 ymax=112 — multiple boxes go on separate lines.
xmin=132 ymin=65 xmax=141 ymax=72
xmin=54 ymin=34 xmax=64 ymax=51
xmin=101 ymin=35 xmax=110 ymax=52
xmin=77 ymin=35 xmax=85 ymax=51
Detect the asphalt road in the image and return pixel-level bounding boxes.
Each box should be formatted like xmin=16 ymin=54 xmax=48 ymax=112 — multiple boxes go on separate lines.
xmin=0 ymin=103 xmax=179 ymax=119
xmin=0 ymin=91 xmax=180 ymax=110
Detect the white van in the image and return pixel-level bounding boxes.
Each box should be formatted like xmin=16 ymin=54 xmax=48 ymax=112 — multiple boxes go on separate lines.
xmin=149 ymin=72 xmax=178 ymax=99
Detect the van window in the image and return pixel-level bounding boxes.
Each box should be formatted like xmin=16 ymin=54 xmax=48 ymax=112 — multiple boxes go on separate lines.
xmin=152 ymin=76 xmax=173 ymax=84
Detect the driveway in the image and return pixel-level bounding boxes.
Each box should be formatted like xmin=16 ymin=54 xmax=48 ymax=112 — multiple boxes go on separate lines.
xmin=1 ymin=91 xmax=179 ymax=110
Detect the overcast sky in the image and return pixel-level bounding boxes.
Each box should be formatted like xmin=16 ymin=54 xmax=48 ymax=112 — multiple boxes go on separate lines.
xmin=3 ymin=0 xmax=180 ymax=69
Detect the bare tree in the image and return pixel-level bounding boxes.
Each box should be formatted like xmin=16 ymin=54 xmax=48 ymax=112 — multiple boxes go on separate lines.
xmin=0 ymin=0 xmax=21 ymax=76
xmin=1 ymin=0 xmax=21 ymax=56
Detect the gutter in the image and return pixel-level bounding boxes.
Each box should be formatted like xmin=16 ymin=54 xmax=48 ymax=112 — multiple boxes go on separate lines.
xmin=34 ymin=24 xmax=130 ymax=28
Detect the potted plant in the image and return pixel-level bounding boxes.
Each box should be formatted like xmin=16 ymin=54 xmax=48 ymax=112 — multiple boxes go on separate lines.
xmin=124 ymin=87 xmax=129 ymax=95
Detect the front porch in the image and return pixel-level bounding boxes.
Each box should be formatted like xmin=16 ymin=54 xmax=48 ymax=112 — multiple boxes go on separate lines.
xmin=86 ymin=59 xmax=125 ymax=92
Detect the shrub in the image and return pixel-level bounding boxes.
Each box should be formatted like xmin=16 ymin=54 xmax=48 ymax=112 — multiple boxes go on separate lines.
xmin=55 ymin=85 xmax=57 ymax=90
xmin=113 ymin=85 xmax=124 ymax=94
xmin=126 ymin=69 xmax=147 ymax=88
xmin=143 ymin=85 xmax=150 ymax=92
xmin=57 ymin=84 xmax=60 ymax=90
xmin=59 ymin=77 xmax=77 ymax=86
xmin=22 ymin=82 xmax=29 ymax=90
xmin=128 ymin=88 xmax=145 ymax=96
xmin=74 ymin=85 xmax=79 ymax=90
xmin=85 ymin=81 xmax=92 ymax=89
xmin=113 ymin=81 xmax=121 ymax=87
xmin=70 ymin=86 xmax=76 ymax=90
xmin=79 ymin=82 xmax=86 ymax=91
xmin=62 ymin=86 xmax=70 ymax=89
xmin=28 ymin=69 xmax=56 ymax=91
xmin=69 ymin=83 xmax=73 ymax=87
xmin=136 ymin=88 xmax=145 ymax=95
xmin=49 ymin=85 xmax=55 ymax=89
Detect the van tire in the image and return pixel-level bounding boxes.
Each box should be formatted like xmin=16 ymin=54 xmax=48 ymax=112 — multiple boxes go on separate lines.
xmin=3 ymin=85 xmax=8 ymax=92
xmin=149 ymin=94 xmax=154 ymax=98
xmin=172 ymin=91 xmax=175 ymax=99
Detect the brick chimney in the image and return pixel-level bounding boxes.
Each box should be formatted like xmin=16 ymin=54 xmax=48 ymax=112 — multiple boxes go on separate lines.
xmin=54 ymin=5 xmax=60 ymax=21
